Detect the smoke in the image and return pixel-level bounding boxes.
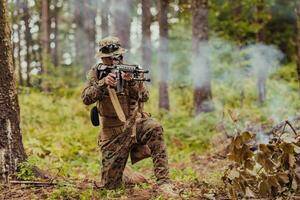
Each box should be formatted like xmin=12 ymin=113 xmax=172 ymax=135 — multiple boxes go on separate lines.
xmin=191 ymin=42 xmax=211 ymax=88
xmin=245 ymin=44 xmax=284 ymax=80
xmin=10 ymin=0 xmax=298 ymax=119
xmin=256 ymin=130 xmax=270 ymax=144
xmin=264 ymin=79 xmax=299 ymax=123
xmin=189 ymin=39 xmax=284 ymax=86
xmin=181 ymin=36 xmax=299 ymax=124
xmin=109 ymin=0 xmax=132 ymax=15
xmin=129 ymin=16 xmax=142 ymax=64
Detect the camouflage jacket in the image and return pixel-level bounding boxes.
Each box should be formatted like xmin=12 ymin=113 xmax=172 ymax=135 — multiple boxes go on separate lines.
xmin=81 ymin=63 xmax=150 ymax=127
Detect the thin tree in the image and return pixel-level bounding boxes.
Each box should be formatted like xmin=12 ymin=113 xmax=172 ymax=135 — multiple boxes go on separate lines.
xmin=296 ymin=1 xmax=300 ymax=94
xmin=112 ymin=0 xmax=132 ymax=50
xmin=74 ymin=0 xmax=86 ymax=68
xmin=231 ymin=0 xmax=244 ymax=106
xmin=230 ymin=0 xmax=242 ymax=42
xmin=232 ymin=0 xmax=242 ymax=18
xmin=158 ymin=0 xmax=170 ymax=110
xmin=50 ymin=0 xmax=61 ymax=67
xmin=23 ymin=0 xmax=32 ymax=86
xmin=101 ymin=0 xmax=110 ymax=38
xmin=11 ymin=6 xmax=16 ymax=71
xmin=0 ymin=0 xmax=27 ymax=182
xmin=41 ymin=0 xmax=50 ymax=75
xmin=256 ymin=0 xmax=267 ymax=104
xmin=74 ymin=0 xmax=96 ymax=73
xmin=192 ymin=0 xmax=213 ymax=114
xmin=16 ymin=25 xmax=23 ymax=86
xmin=142 ymin=0 xmax=152 ymax=73
xmin=86 ymin=0 xmax=97 ymax=71
xmin=256 ymin=0 xmax=266 ymax=43
xmin=178 ymin=0 xmax=189 ymax=19
xmin=16 ymin=0 xmax=23 ymax=86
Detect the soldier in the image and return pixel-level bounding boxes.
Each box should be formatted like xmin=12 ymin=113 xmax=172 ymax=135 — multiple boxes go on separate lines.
xmin=81 ymin=36 xmax=177 ymax=197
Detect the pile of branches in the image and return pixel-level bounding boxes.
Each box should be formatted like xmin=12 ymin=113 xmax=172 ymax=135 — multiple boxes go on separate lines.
xmin=222 ymin=118 xmax=300 ymax=199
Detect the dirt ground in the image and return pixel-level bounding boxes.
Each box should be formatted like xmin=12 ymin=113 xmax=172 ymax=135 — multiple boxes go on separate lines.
xmin=0 ymin=151 xmax=229 ymax=200
xmin=5 ymin=130 xmax=300 ymax=200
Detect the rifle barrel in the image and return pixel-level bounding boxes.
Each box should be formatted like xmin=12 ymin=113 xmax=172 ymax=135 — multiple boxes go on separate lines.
xmin=132 ymin=78 xmax=151 ymax=82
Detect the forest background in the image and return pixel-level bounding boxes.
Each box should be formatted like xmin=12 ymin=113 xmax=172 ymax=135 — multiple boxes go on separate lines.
xmin=1 ymin=0 xmax=300 ymax=199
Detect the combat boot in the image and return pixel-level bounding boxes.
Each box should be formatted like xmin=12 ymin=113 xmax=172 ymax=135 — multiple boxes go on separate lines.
xmin=122 ymin=166 xmax=148 ymax=185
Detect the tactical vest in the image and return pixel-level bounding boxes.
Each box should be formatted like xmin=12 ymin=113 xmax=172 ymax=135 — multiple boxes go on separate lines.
xmin=95 ymin=63 xmax=140 ymax=127
xmin=98 ymin=82 xmax=142 ymax=128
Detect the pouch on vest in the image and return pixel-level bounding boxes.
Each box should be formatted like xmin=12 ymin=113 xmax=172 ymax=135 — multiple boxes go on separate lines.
xmin=90 ymin=106 xmax=100 ymax=126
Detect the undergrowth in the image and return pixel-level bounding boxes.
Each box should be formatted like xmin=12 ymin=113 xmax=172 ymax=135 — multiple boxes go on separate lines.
xmin=17 ymin=63 xmax=300 ymax=198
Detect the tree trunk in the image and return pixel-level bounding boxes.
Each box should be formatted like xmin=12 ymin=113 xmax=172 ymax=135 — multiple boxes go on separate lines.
xmin=158 ymin=0 xmax=170 ymax=110
xmin=53 ymin=9 xmax=59 ymax=67
xmin=17 ymin=24 xmax=23 ymax=86
xmin=112 ymin=0 xmax=132 ymax=50
xmin=41 ymin=0 xmax=50 ymax=75
xmin=256 ymin=0 xmax=266 ymax=104
xmin=51 ymin=0 xmax=60 ymax=67
xmin=192 ymin=0 xmax=213 ymax=115
xmin=256 ymin=0 xmax=266 ymax=43
xmin=296 ymin=1 xmax=300 ymax=94
xmin=231 ymin=0 xmax=242 ymax=41
xmin=85 ymin=0 xmax=96 ymax=72
xmin=0 ymin=0 xmax=27 ymax=182
xmin=232 ymin=0 xmax=242 ymax=19
xmin=23 ymin=0 xmax=32 ymax=87
xmin=74 ymin=0 xmax=85 ymax=66
xmin=230 ymin=0 xmax=244 ymax=106
xmin=36 ymin=17 xmax=43 ymax=85
xmin=15 ymin=0 xmax=23 ymax=86
xmin=178 ymin=0 xmax=189 ymax=19
xmin=142 ymin=0 xmax=152 ymax=73
xmin=12 ymin=30 xmax=16 ymax=71
xmin=74 ymin=0 xmax=96 ymax=73
xmin=101 ymin=0 xmax=109 ymax=38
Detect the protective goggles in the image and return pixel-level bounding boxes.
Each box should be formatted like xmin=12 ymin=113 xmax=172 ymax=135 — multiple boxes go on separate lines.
xmin=99 ymin=44 xmax=120 ymax=54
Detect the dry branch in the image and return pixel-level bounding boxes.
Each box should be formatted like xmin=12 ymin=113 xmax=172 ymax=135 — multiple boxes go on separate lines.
xmin=8 ymin=180 xmax=57 ymax=187
xmin=265 ymin=115 xmax=300 ymax=135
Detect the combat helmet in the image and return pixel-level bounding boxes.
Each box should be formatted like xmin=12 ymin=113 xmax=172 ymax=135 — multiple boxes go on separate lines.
xmin=95 ymin=36 xmax=128 ymax=59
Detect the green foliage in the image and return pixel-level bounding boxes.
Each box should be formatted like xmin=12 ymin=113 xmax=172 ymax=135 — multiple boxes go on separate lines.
xmin=151 ymin=195 xmax=166 ymax=200
xmin=6 ymin=0 xmax=300 ymax=195
xmin=208 ymin=0 xmax=297 ymax=61
xmin=169 ymin=10 xmax=192 ymax=85
xmin=20 ymin=87 xmax=99 ymax=179
xmin=265 ymin=0 xmax=297 ymax=62
xmin=30 ymin=61 xmax=84 ymax=91
xmin=271 ymin=63 xmax=299 ymax=88
xmin=47 ymin=186 xmax=129 ymax=200
xmin=47 ymin=186 xmax=80 ymax=200
xmin=170 ymin=167 xmax=198 ymax=182
xmin=16 ymin=160 xmax=35 ymax=181
xmin=18 ymin=57 xmax=300 ymax=198
xmin=20 ymin=62 xmax=300 ymax=180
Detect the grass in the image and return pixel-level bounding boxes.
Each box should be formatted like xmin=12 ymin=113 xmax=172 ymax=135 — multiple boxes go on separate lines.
xmin=17 ymin=64 xmax=300 ymax=198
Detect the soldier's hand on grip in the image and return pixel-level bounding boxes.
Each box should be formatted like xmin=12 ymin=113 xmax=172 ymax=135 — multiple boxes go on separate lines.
xmin=121 ymin=71 xmax=133 ymax=81
xmin=104 ymin=73 xmax=117 ymax=87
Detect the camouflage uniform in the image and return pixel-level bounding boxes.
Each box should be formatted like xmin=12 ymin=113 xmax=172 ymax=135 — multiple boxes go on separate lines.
xmin=81 ymin=37 xmax=170 ymax=189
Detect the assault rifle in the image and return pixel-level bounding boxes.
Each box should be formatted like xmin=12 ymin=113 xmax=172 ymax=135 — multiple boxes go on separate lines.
xmin=97 ymin=64 xmax=150 ymax=94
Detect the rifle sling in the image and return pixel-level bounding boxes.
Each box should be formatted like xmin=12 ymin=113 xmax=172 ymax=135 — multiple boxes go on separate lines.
xmin=107 ymin=87 xmax=126 ymax=123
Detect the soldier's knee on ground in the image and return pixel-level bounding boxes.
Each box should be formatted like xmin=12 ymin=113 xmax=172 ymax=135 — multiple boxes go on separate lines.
xmin=150 ymin=125 xmax=164 ymax=139
xmin=141 ymin=123 xmax=164 ymax=144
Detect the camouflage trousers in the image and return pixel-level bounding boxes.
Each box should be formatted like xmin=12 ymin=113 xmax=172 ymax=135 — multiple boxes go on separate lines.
xmin=98 ymin=117 xmax=170 ymax=189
